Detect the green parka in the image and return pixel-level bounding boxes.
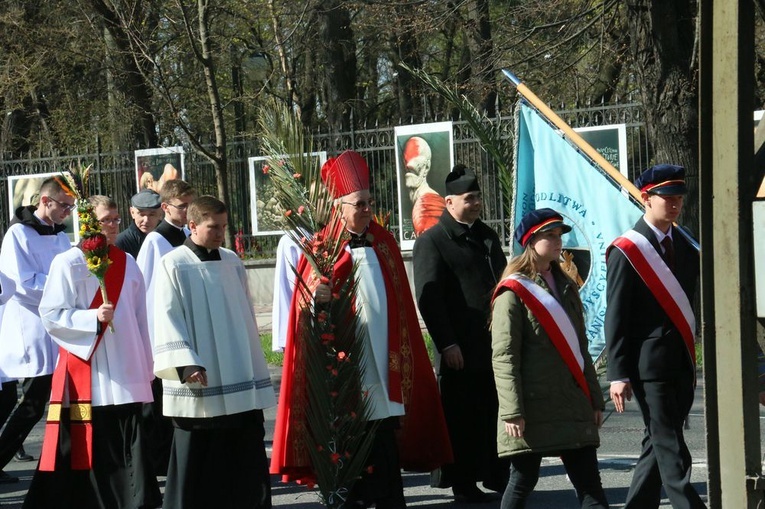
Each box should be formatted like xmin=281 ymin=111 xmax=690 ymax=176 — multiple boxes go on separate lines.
xmin=491 ymin=265 xmax=605 ymax=457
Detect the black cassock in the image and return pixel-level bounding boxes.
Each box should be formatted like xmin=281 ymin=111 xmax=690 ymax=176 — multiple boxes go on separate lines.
xmin=413 ymin=210 xmax=509 ymax=491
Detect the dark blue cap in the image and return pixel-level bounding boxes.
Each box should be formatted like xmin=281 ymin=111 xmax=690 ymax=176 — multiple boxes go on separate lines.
xmin=634 ymin=164 xmax=687 ymax=195
xmin=514 ymin=208 xmax=572 ymax=247
xmin=445 ymin=164 xmax=481 ymax=195
xmin=130 ymin=189 xmax=161 ymax=209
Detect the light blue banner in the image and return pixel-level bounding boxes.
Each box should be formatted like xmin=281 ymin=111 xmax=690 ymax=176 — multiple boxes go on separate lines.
xmin=512 ymin=103 xmax=643 ymax=358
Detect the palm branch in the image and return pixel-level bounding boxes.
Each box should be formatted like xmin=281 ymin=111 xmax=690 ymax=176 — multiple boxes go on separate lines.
xmin=400 ymin=63 xmax=515 ymax=215
xmin=257 ymin=99 xmax=377 ymax=508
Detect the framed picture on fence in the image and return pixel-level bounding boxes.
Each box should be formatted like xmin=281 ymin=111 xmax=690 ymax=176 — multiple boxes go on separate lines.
xmin=7 ymin=172 xmax=79 ymax=244
xmin=394 ymin=121 xmax=454 ymax=251
xmin=134 ymin=147 xmax=185 ymax=193
xmin=248 ymin=152 xmax=327 ymax=235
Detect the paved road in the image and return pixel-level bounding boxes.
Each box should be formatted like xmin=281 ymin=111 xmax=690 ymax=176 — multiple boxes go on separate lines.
xmin=0 ymin=367 xmax=718 ymax=508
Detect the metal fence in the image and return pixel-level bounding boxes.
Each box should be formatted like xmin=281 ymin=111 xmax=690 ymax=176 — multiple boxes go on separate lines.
xmin=0 ymin=101 xmax=649 ymax=256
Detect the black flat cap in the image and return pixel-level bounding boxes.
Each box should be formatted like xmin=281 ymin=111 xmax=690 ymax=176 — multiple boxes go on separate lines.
xmin=130 ymin=189 xmax=161 ymax=209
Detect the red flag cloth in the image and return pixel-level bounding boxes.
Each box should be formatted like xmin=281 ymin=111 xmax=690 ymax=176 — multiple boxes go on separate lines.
xmin=39 ymin=246 xmax=127 ymax=471
xmin=270 ymin=221 xmax=453 ymax=483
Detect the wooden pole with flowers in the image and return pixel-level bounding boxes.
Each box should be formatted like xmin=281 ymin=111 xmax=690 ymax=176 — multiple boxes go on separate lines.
xmin=258 ymin=100 xmax=378 ymax=508
xmin=56 ymin=165 xmax=114 ymax=331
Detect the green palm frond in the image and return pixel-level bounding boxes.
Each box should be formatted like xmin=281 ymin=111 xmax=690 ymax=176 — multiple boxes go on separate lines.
xmin=400 ymin=63 xmax=515 ymax=214
xmin=257 ymin=99 xmax=377 ymax=508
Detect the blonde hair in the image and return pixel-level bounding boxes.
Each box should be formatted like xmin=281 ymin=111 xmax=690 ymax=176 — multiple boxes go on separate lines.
xmin=88 ymin=195 xmax=117 ymax=210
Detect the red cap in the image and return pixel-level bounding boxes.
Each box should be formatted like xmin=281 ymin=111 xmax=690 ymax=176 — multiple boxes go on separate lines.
xmin=403 ymin=137 xmax=431 ymax=168
xmin=321 ymin=150 xmax=370 ymax=198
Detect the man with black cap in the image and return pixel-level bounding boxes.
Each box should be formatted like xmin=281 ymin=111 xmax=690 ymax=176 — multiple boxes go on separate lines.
xmin=115 ymin=189 xmax=163 ymax=258
xmin=413 ymin=164 xmax=509 ymax=503
xmin=606 ymin=164 xmax=705 ymax=509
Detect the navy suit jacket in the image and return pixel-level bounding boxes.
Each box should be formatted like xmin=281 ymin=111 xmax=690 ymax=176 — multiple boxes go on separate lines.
xmin=605 ymin=217 xmax=699 ymax=381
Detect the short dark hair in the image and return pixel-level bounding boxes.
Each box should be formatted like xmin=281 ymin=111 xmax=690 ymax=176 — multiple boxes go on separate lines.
xmin=39 ymin=177 xmax=65 ymax=198
xmin=187 ymin=195 xmax=227 ymax=224
xmin=160 ymin=179 xmax=196 ymax=203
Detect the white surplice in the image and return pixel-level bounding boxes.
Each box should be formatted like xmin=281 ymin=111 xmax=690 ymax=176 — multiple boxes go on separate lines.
xmin=39 ymin=247 xmax=154 ymax=406
xmin=0 ymin=271 xmax=15 ymax=306
xmin=0 ymin=223 xmax=70 ymax=378
xmin=351 ymin=246 xmax=405 ymax=421
xmin=271 ymin=234 xmax=301 ymax=352
xmin=153 ymin=246 xmax=276 ymax=418
xmin=136 ymin=230 xmax=176 ymax=349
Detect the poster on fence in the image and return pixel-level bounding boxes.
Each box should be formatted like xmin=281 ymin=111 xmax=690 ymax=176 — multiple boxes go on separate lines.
xmin=134 ymin=146 xmax=185 ymax=193
xmin=7 ymin=172 xmax=79 ymax=244
xmin=248 ymin=152 xmax=327 ymax=235
xmin=394 ymin=121 xmax=454 ymax=250
xmin=573 ymin=124 xmax=629 ymax=178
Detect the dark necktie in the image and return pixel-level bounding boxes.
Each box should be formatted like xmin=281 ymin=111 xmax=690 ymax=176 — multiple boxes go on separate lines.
xmin=661 ymin=236 xmax=675 ymax=271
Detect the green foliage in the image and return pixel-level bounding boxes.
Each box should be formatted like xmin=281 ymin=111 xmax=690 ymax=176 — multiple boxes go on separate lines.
xmin=257 ymin=98 xmax=377 ymax=508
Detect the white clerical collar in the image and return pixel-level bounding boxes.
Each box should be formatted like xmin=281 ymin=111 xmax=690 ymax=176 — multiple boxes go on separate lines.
xmin=644 ymin=216 xmax=673 ymax=243
xmin=455 ymin=219 xmax=475 ymax=228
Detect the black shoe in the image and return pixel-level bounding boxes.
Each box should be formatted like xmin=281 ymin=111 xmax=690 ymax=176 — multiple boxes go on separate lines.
xmin=0 ymin=471 xmax=19 ymax=484
xmin=482 ymin=479 xmax=507 ymax=494
xmin=453 ymin=486 xmax=494 ymax=504
xmin=14 ymin=447 xmax=33 ymax=462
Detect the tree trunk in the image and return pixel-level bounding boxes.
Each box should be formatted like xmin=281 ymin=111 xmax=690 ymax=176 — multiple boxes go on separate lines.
xmin=197 ymin=0 xmax=234 ymax=247
xmin=626 ymin=0 xmax=699 ymax=232
xmin=316 ymin=0 xmax=356 ymax=131
xmin=466 ymin=0 xmax=496 ymax=117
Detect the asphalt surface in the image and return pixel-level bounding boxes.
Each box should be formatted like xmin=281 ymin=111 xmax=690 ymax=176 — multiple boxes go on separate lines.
xmin=0 ymin=311 xmax=723 ymax=508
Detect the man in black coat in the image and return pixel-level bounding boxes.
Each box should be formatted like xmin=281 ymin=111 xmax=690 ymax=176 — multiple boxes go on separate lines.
xmin=606 ymin=164 xmax=706 ymax=509
xmin=413 ymin=164 xmax=509 ymax=503
xmin=115 ymin=189 xmax=163 ymax=258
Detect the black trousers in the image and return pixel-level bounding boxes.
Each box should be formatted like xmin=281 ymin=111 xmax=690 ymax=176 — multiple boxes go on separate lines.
xmin=625 ymin=376 xmax=706 ymax=509
xmin=22 ymin=403 xmax=161 ymax=509
xmin=0 ymin=375 xmax=52 ymax=469
xmin=501 ymin=447 xmax=608 ymax=509
xmin=436 ymin=371 xmax=509 ymax=491
xmin=348 ymin=417 xmax=406 ymax=509
xmin=0 ymin=381 xmax=19 ymax=432
xmin=163 ymin=411 xmax=271 ymax=509
xmin=141 ymin=377 xmax=174 ymax=477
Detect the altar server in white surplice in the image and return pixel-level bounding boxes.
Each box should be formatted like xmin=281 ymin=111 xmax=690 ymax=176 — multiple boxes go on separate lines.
xmin=0 ymin=177 xmax=72 ymax=480
xmin=153 ymin=195 xmax=276 ymax=509
xmin=23 ymin=195 xmax=160 ymax=509
xmin=0 ymin=272 xmax=21 ymax=483
xmin=271 ymin=234 xmax=300 ymax=352
xmin=135 ymin=178 xmax=195 ymax=478
xmin=135 ymin=178 xmax=196 ymax=347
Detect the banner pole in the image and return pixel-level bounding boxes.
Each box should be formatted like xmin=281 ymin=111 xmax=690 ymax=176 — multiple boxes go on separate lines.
xmin=503 ymin=69 xmax=700 ymax=251
xmin=502 ymin=69 xmax=643 ymax=203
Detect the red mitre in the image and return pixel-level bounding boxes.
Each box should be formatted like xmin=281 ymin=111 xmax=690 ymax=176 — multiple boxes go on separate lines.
xmin=321 ymin=150 xmax=369 ymax=198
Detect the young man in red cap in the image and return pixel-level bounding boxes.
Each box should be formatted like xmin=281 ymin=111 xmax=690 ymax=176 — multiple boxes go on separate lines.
xmin=270 ymin=150 xmax=452 ymax=509
xmin=606 ymin=164 xmax=706 ymax=509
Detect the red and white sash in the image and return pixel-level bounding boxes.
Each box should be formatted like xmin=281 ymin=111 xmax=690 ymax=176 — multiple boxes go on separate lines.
xmin=493 ymin=274 xmax=590 ymax=399
xmin=609 ymin=230 xmax=696 ymax=365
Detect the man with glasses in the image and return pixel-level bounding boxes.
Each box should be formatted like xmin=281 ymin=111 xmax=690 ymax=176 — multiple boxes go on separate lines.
xmin=271 ymin=150 xmax=452 ymax=509
xmin=24 ymin=195 xmax=161 ymax=508
xmin=0 ymin=177 xmax=74 ymax=482
xmin=413 ymin=164 xmax=509 ymax=503
xmin=135 ymin=179 xmax=196 ymax=479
